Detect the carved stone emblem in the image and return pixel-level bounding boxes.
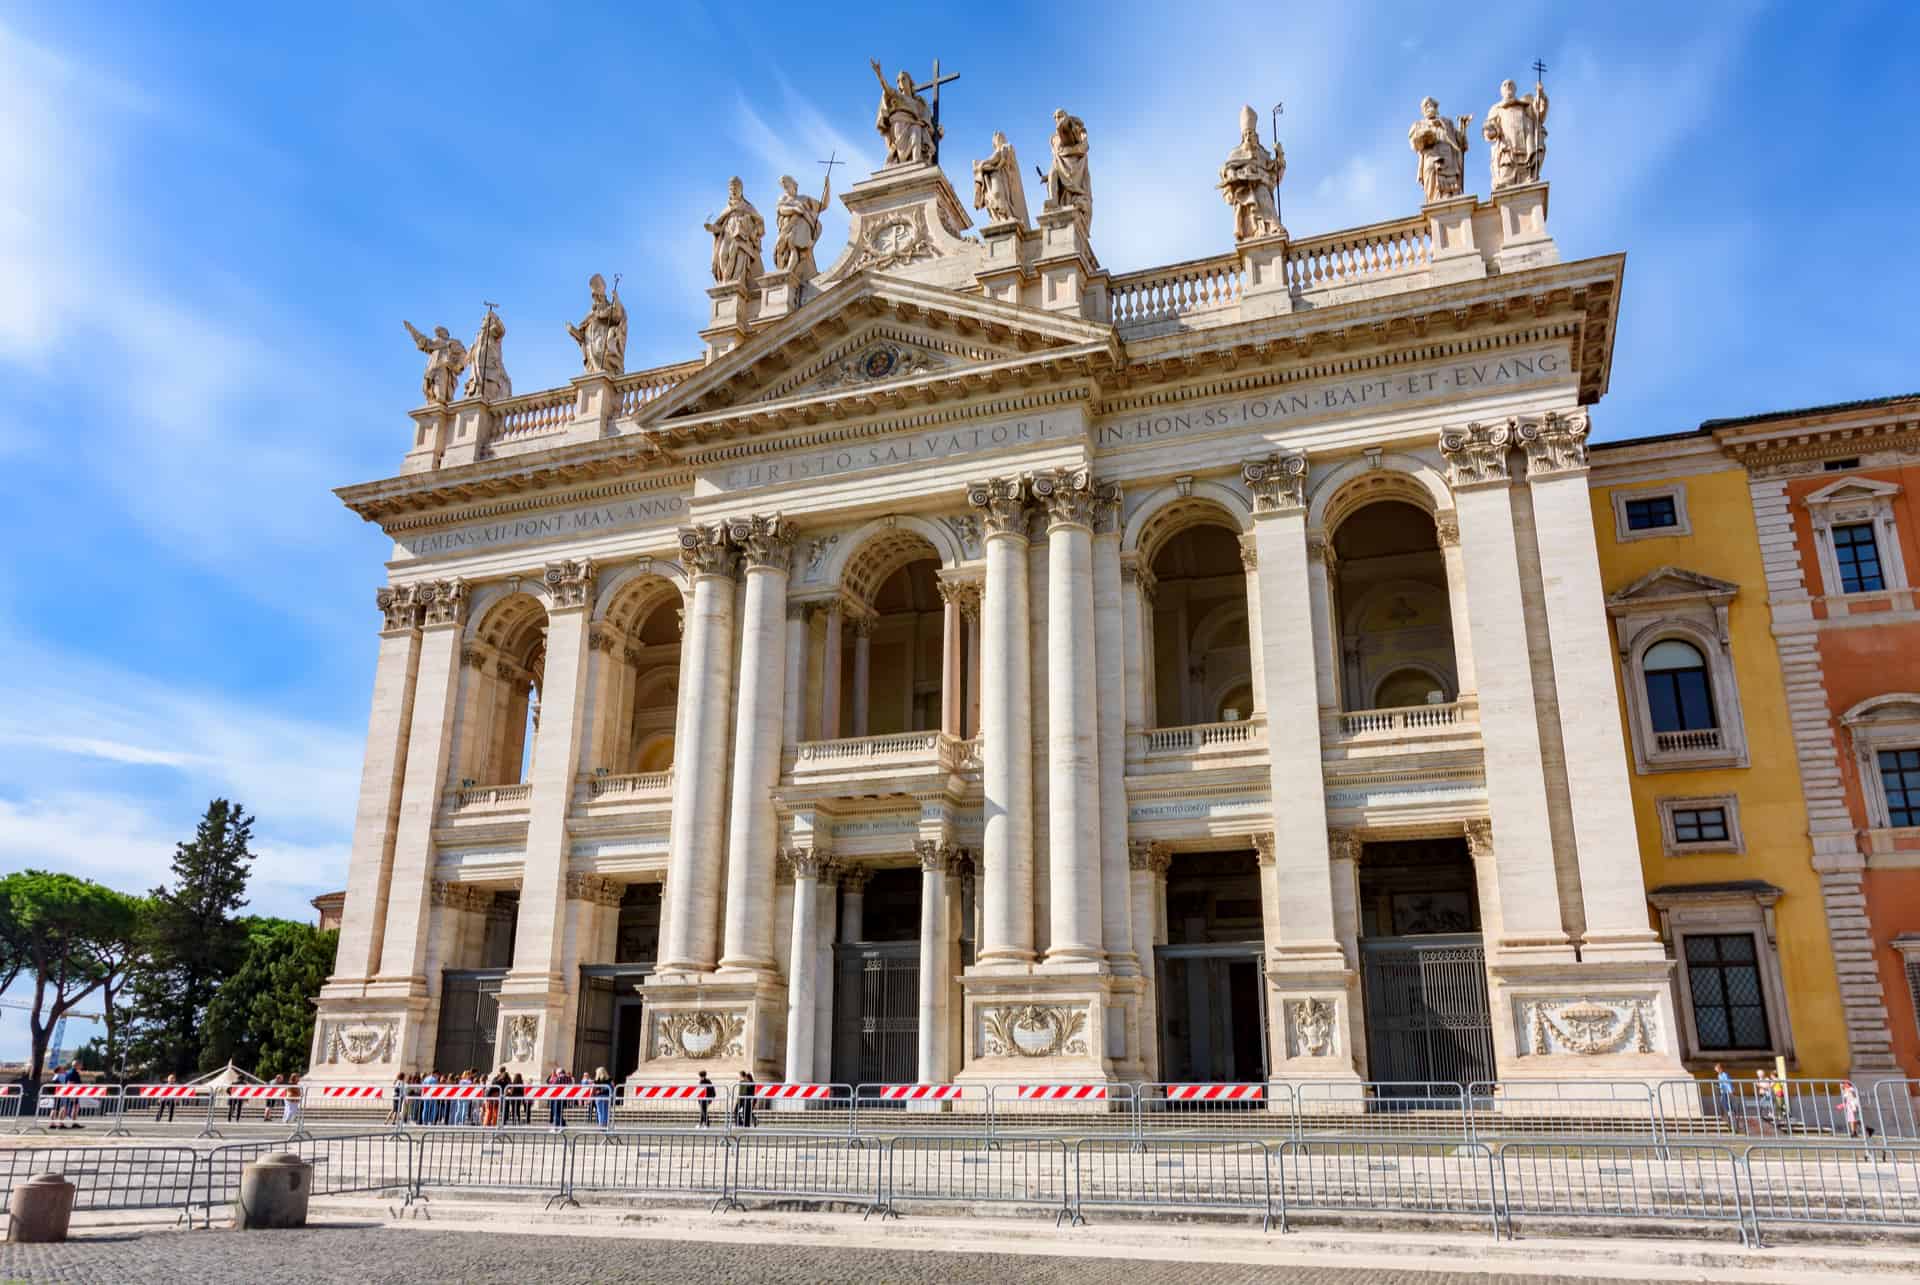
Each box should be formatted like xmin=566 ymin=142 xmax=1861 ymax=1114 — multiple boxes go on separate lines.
xmin=813 ymin=342 xmax=947 ymax=391
xmin=653 ymin=1009 xmax=748 ymax=1061
xmin=1521 ymin=997 xmax=1656 ymax=1056
xmin=1284 ymin=998 xmax=1337 ymax=1058
xmin=506 ymin=1014 xmax=539 ymax=1062
xmin=854 ymin=210 xmax=936 ymax=272
xmin=980 ymin=1004 xmax=1089 ymax=1058
xmin=323 ymin=1020 xmax=396 ymax=1065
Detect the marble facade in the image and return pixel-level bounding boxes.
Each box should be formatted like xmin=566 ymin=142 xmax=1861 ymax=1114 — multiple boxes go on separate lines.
xmin=315 ymin=85 xmax=1686 ymax=1089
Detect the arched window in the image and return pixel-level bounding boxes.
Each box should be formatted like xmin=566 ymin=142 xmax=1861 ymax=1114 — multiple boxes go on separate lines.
xmin=1643 ymin=639 xmax=1716 ymax=733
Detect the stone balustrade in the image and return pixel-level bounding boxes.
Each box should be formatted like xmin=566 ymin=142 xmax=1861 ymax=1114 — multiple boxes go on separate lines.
xmin=443 ymin=782 xmax=533 ymax=811
xmin=1108 ymin=253 xmax=1246 ymax=329
xmin=585 ymin=770 xmax=674 ymax=800
xmin=1284 ymin=215 xmax=1432 ymax=296
xmin=1326 ymin=700 xmax=1475 ymax=741
xmin=490 ymin=388 xmax=576 ymax=442
xmin=1127 ymin=717 xmax=1266 ymax=761
xmin=615 ymin=361 xmax=703 ymax=419
xmin=1655 ymin=727 xmax=1724 ymax=753
xmin=788 ymin=730 xmax=979 ymax=778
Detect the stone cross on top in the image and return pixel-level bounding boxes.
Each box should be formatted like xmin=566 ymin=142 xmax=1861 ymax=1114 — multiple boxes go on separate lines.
xmin=915 ymin=58 xmax=960 ymax=162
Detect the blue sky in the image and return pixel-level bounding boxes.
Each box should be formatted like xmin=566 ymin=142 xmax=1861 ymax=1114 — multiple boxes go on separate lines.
xmin=1 ymin=1 xmax=1914 ymax=1058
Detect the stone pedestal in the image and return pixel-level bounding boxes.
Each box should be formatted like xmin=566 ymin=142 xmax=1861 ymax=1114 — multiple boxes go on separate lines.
xmin=8 ymin=1174 xmax=75 ymax=1243
xmin=702 ymin=282 xmax=758 ymax=358
xmin=757 ymin=273 xmax=810 ymax=323
xmin=1237 ymin=230 xmax=1293 ymax=320
xmin=955 ymin=969 xmax=1129 ymax=1082
xmin=1490 ymin=181 xmax=1557 ymax=273
xmin=234 ymin=1153 xmax=313 ymax=1231
xmin=308 ymin=993 xmax=424 ymax=1083
xmin=401 ymin=408 xmax=452 ymax=474
xmin=569 ymin=372 xmax=617 ymax=436
xmin=1032 ymin=208 xmax=1106 ymax=320
xmin=631 ymin=973 xmax=787 ymax=1084
xmin=1266 ymin=957 xmax=1363 ymax=1083
xmin=817 ymin=162 xmax=978 ymax=292
xmin=1485 ymin=955 xmax=1688 ymax=1086
xmin=1424 ymin=195 xmax=1489 ymax=285
xmin=975 ymin=220 xmax=1036 ymax=306
xmin=437 ymin=399 xmax=492 ymax=469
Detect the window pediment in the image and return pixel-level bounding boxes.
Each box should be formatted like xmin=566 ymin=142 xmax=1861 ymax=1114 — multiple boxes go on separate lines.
xmin=1606 ymin=566 xmax=1739 ymax=615
xmin=1806 ymin=475 xmax=1902 ymax=507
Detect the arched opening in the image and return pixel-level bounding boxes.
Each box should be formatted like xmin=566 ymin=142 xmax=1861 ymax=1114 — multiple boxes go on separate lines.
xmin=833 ymin=530 xmax=947 ymax=739
xmin=1643 ymin=638 xmax=1717 ymax=734
xmin=1149 ymin=523 xmax=1252 ymax=727
xmin=593 ymin=575 xmax=685 ymax=774
xmin=1331 ymin=500 xmax=1458 ymax=712
xmin=457 ymin=591 xmax=548 ymax=786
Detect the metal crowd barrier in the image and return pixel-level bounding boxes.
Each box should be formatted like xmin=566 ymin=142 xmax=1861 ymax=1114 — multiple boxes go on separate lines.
xmin=727 ymin=1082 xmax=852 ymax=1137
xmin=1072 ymin=1136 xmax=1273 ymax=1230
xmin=986 ymin=1083 xmax=1135 ymax=1134
xmin=1276 ymin=1136 xmax=1502 ymax=1238
xmin=0 ymin=1144 xmax=203 ymax=1226
xmin=1656 ymin=1076 xmax=1856 ymax=1141
xmin=1467 ymin=1080 xmax=1659 ymax=1142
xmin=614 ymin=1083 xmax=723 ymax=1131
xmin=413 ymin=1127 xmax=576 ymax=1207
xmin=1499 ymin=1140 xmax=1750 ymax=1245
xmin=1136 ymin=1082 xmax=1288 ymax=1135
xmin=720 ymin=1131 xmax=885 ymax=1217
xmin=882 ymin=1134 xmax=1071 ymax=1222
xmin=1873 ymin=1080 xmax=1920 ymax=1140
xmin=32 ymin=1083 xmax=120 ymax=1131
xmin=1295 ymin=1082 xmax=1467 ymax=1139
xmin=851 ymin=1083 xmax=990 ymax=1136
xmin=117 ymin=1082 xmax=217 ymax=1139
xmin=0 ymin=1084 xmax=22 ymax=1131
xmin=1742 ymin=1139 xmax=1920 ymax=1241
xmin=198 ymin=1131 xmax=415 ymax=1219
xmin=567 ymin=1129 xmax=733 ymax=1206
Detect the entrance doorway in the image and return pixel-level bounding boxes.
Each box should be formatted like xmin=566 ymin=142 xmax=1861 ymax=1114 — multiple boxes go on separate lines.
xmin=1155 ymin=851 xmax=1269 ymax=1084
xmin=576 ymin=969 xmax=650 ymax=1081
xmin=435 ymin=969 xmax=504 ymax=1073
xmin=1356 ymin=838 xmax=1495 ymax=1087
xmin=831 ymin=867 xmax=922 ymax=1085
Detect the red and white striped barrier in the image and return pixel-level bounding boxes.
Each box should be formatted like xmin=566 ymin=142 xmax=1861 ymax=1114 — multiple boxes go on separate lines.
xmin=626 ymin=1084 xmax=707 ymax=1100
xmin=133 ymin=1084 xmax=206 ymax=1099
xmin=414 ymin=1085 xmax=488 ymax=1099
xmin=874 ymin=1084 xmax=963 ymax=1101
xmin=750 ymin=1083 xmax=832 ymax=1100
xmin=1165 ymin=1083 xmax=1264 ymax=1102
xmin=522 ymin=1084 xmax=596 ymax=1100
xmin=43 ymin=1085 xmax=111 ymax=1098
xmin=225 ymin=1085 xmax=299 ymax=1100
xmin=0 ymin=1085 xmax=22 ymax=1097
xmin=1011 ymin=1084 xmax=1109 ymax=1101
xmin=310 ymin=1084 xmax=388 ymax=1100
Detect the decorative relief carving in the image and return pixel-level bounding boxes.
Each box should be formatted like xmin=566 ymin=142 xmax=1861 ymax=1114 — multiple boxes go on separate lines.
xmin=1326 ymin=828 xmax=1362 ymax=863
xmin=1251 ymin=832 xmax=1277 ymax=866
xmin=430 ymin=881 xmax=494 ymax=913
xmin=915 ymin=839 xmax=955 ymax=873
xmin=838 ymin=862 xmax=874 ymax=893
xmin=418 ymin=578 xmax=470 ymax=627
xmin=966 ymin=476 xmax=1031 ymax=538
xmin=376 ymin=584 xmax=421 ymax=632
xmin=506 ymin=1015 xmax=539 ymax=1063
xmin=853 ymin=209 xmax=936 ymax=272
xmin=679 ymin=524 xmax=738 ymax=579
xmin=1091 ymin=481 xmax=1123 ymax=535
xmin=1030 ymin=467 xmax=1099 ymax=530
xmin=1522 ymin=997 xmax=1655 ymax=1056
xmin=941 ymin=514 xmax=983 ymax=559
xmin=1434 ymin=511 xmax=1461 ymax=547
xmin=980 ymin=1004 xmax=1089 ymax=1058
xmin=799 ymin=533 xmax=838 ymax=581
xmin=1464 ymin=818 xmax=1494 ymax=861
xmin=1238 ymin=532 xmax=1258 ymax=572
xmin=937 ymin=579 xmax=983 ymax=620
xmin=813 ymin=342 xmax=948 ymax=390
xmin=321 ymin=1019 xmax=397 ymax=1065
xmin=1437 ymin=422 xmax=1513 ymax=488
xmin=1514 ymin=411 xmax=1590 ymax=479
xmin=782 ymin=847 xmax=832 ymax=880
xmin=1243 ymin=452 xmax=1308 ymax=513
xmin=542 ymin=559 xmax=597 ymax=610
xmin=652 ymin=1009 xmax=747 ymax=1061
xmin=1284 ymin=998 xmax=1338 ymax=1058
xmin=566 ymin=872 xmax=623 ymax=907
xmin=729 ymin=513 xmax=797 ymax=574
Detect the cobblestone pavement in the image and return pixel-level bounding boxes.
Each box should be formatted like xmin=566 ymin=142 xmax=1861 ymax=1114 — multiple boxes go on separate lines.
xmin=0 ymin=1226 xmax=1729 ymax=1285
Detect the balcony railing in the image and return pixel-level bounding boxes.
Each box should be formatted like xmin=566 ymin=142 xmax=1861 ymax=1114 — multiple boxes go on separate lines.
xmin=1332 ymin=701 xmax=1468 ymax=739
xmin=443 ymin=783 xmax=532 ymax=810
xmin=791 ymin=731 xmax=978 ymax=774
xmin=1654 ymin=727 xmax=1724 ymax=753
xmin=1127 ymin=718 xmax=1265 ymax=760
xmin=585 ymin=770 xmax=673 ymax=799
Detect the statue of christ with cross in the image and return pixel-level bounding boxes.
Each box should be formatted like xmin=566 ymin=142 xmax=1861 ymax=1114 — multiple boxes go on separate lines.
xmin=870 ymin=58 xmax=958 ymax=167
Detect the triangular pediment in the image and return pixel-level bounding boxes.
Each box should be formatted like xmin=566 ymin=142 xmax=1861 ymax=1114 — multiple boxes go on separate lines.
xmin=1806 ymin=475 xmax=1902 ymax=505
xmin=1607 ymin=565 xmax=1740 ymax=611
xmin=638 ymin=272 xmax=1116 ymax=428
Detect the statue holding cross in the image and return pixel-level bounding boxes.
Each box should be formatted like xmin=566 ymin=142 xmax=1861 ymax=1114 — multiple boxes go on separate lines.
xmin=870 ymin=58 xmax=957 ymax=167
xmin=1482 ymin=67 xmax=1549 ymax=191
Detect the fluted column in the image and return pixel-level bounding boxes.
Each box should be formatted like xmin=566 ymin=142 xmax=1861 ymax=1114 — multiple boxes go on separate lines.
xmin=818 ymin=602 xmax=844 ymax=740
xmin=783 ymin=848 xmax=825 ymax=1080
xmin=658 ymin=525 xmax=739 ymax=973
xmin=1239 ymin=534 xmax=1268 ymax=718
xmin=782 ymin=602 xmax=809 ymax=747
xmin=1120 ymin=561 xmax=1156 ymax=730
xmin=720 ymin=515 xmax=798 ymax=974
xmin=850 ymin=616 xmax=873 ymax=736
xmin=839 ymin=864 xmax=871 ymax=942
xmin=916 ymin=841 xmax=952 ymax=1082
xmin=1305 ymin=534 xmax=1340 ymax=711
xmin=813 ymin=862 xmax=838 ymax=1082
xmin=937 ymin=581 xmax=966 ymax=736
xmin=1434 ymin=513 xmax=1478 ymax=701
xmin=962 ymin=593 xmax=982 ymax=738
xmin=1437 ymin=423 xmax=1571 ymax=957
xmin=1034 ymin=467 xmax=1103 ymax=965
xmin=969 ymin=476 xmax=1035 ymax=966
xmin=1128 ymin=840 xmax=1168 ymax=1079
xmin=1092 ymin=485 xmax=1133 ymax=971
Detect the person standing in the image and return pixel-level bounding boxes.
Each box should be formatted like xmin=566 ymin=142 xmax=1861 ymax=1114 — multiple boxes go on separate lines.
xmin=1713 ymin=1064 xmax=1737 ymax=1133
xmin=1753 ymin=1070 xmax=1775 ymax=1135
xmin=1840 ymin=1080 xmax=1863 ymax=1138
xmin=509 ymin=1072 xmax=526 ymax=1126
xmin=420 ymin=1070 xmax=440 ymax=1127
xmin=386 ymin=1073 xmax=407 ymax=1127
xmin=547 ymin=1066 xmax=570 ymax=1131
xmin=733 ymin=1070 xmax=756 ymax=1130
xmin=696 ymin=1070 xmax=716 ymax=1130
xmin=153 ymin=1073 xmax=179 ymax=1123
xmin=284 ymin=1074 xmax=303 ymax=1126
xmin=593 ymin=1067 xmax=613 ymax=1130
xmin=48 ymin=1063 xmax=78 ymax=1129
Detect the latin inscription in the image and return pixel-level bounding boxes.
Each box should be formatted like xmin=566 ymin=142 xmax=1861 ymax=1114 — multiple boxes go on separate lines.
xmin=398 ymin=495 xmax=688 ymax=557
xmin=1096 ymin=346 xmax=1567 ymax=449
xmin=713 ymin=413 xmax=1072 ymax=492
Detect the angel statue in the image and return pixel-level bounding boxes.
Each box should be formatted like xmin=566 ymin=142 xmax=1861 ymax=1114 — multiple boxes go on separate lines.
xmin=871 ymin=59 xmax=938 ymax=167
xmin=1409 ymin=97 xmax=1473 ymax=202
xmin=972 ymin=131 xmax=1030 ymax=227
xmin=403 ymin=320 xmax=468 ymax=406
xmin=1482 ymin=77 xmax=1548 ymax=190
xmin=773 ymin=174 xmax=830 ymax=280
xmin=1217 ymin=104 xmax=1284 ymax=241
xmin=463 ymin=310 xmax=511 ymax=402
xmin=705 ymin=177 xmax=766 ymax=286
xmin=566 ymin=273 xmax=627 ymax=376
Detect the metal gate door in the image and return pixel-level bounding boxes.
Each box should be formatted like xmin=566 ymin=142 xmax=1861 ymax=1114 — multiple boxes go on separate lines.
xmin=435 ymin=970 xmax=504 ymax=1073
xmin=1155 ymin=943 xmax=1269 ymax=1084
xmin=832 ymin=943 xmax=919 ymax=1085
xmin=1359 ymin=934 xmax=1494 ymax=1088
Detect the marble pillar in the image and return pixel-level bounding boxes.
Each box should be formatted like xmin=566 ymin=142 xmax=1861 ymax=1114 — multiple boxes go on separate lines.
xmin=1035 ymin=468 xmax=1103 ymax=965
xmin=1304 ymin=535 xmax=1340 ymax=711
xmin=783 ymin=849 xmax=823 ymax=1080
xmin=819 ymin=602 xmax=844 ymax=740
xmin=782 ymin=602 xmax=809 ymax=747
xmin=813 ymin=865 xmax=838 ymax=1083
xmin=969 ymin=477 xmax=1035 ymax=966
xmin=658 ymin=525 xmax=740 ymax=973
xmin=719 ymin=516 xmax=797 ymax=975
xmin=850 ymin=616 xmax=873 ymax=737
xmin=1092 ymin=486 xmax=1134 ymax=972
xmin=962 ymin=595 xmax=982 ymax=738
xmin=1240 ymin=533 xmax=1269 ymax=718
xmin=1435 ymin=512 xmax=1479 ymax=701
xmin=1128 ymin=840 xmax=1166 ymax=1080
xmin=839 ymin=864 xmax=870 ymax=942
xmin=938 ymin=582 xmax=965 ymax=736
xmin=916 ymin=842 xmax=951 ymax=1082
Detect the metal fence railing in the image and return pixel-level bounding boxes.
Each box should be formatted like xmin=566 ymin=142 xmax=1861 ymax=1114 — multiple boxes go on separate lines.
xmin=1294 ymin=1082 xmax=1468 ymax=1139
xmin=31 ymin=1084 xmax=121 ymax=1132
xmin=1500 ymin=1140 xmax=1751 ymax=1245
xmin=1873 ymin=1080 xmax=1920 ymax=1140
xmin=1743 ymin=1140 xmax=1920 ymax=1238
xmin=1467 ymin=1081 xmax=1660 ymax=1142
xmin=198 ymin=1132 xmax=415 ymax=1220
xmin=1135 ymin=1083 xmax=1287 ymax=1134
xmin=1073 ymin=1136 xmax=1274 ymax=1229
xmin=722 ymin=1131 xmax=885 ymax=1216
xmin=412 ymin=1127 xmax=576 ymax=1208
xmin=881 ymin=1134 xmax=1070 ymax=1222
xmin=0 ymin=1144 xmax=203 ymax=1225
xmin=1657 ymin=1077 xmax=1854 ymax=1141
xmin=728 ymin=1083 xmax=853 ymax=1137
xmin=1276 ymin=1137 xmax=1502 ymax=1238
xmin=986 ymin=1083 xmax=1136 ymax=1135
xmin=567 ymin=1130 xmax=733 ymax=1207
xmin=851 ymin=1083 xmax=991 ymax=1135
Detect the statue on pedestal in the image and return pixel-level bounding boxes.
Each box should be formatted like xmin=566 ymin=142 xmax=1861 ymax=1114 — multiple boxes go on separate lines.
xmin=773 ymin=174 xmax=830 ymax=279
xmin=1217 ymin=105 xmax=1285 ymax=241
xmin=402 ymin=321 xmax=468 ymax=406
xmin=463 ymin=310 xmax=511 ymax=402
xmin=1482 ymin=78 xmax=1548 ymax=190
xmin=972 ymin=131 xmax=1030 ymax=227
xmin=704 ymin=177 xmax=766 ymax=286
xmin=1043 ymin=108 xmax=1092 ymax=236
xmin=871 ymin=60 xmax=939 ymax=167
xmin=1408 ymin=97 xmax=1473 ymax=202
xmin=566 ymin=273 xmax=627 ymax=376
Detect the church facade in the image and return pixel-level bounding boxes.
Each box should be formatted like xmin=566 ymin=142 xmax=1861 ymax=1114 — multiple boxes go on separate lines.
xmin=313 ymin=71 xmax=1701 ymax=1089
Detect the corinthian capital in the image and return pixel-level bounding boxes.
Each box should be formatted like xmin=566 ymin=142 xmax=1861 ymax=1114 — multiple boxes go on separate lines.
xmin=1437 ymin=422 xmax=1513 ymax=488
xmin=543 ymin=558 xmax=596 ymax=611
xmin=1243 ymin=451 xmax=1309 ymax=513
xmin=965 ymin=476 xmax=1031 ymax=538
xmin=937 ymin=578 xmax=983 ymax=621
xmin=418 ymin=578 xmax=470 ymax=627
xmin=376 ymin=584 xmax=421 ymax=632
xmin=1514 ymin=411 xmax=1590 ymax=479
xmin=678 ymin=523 xmax=738 ymax=580
xmin=728 ymin=513 xmax=798 ymax=574
xmin=1030 ymin=467 xmax=1099 ymax=531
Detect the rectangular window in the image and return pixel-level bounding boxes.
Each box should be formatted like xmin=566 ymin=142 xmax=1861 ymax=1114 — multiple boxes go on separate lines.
xmin=1671 ymin=806 xmax=1729 ymax=844
xmin=1833 ymin=522 xmax=1886 ymax=593
xmin=1646 ymin=669 xmax=1717 ymax=733
xmin=1684 ymin=933 xmax=1771 ymax=1050
xmin=1824 ymin=458 xmax=1861 ymax=471
xmin=1623 ymin=496 xmax=1678 ymax=531
xmin=1880 ymin=747 xmax=1920 ymax=827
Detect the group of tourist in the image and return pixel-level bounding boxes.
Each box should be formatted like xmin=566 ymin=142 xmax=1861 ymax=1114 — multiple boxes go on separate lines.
xmin=1713 ymin=1064 xmax=1872 ymax=1137
xmin=385 ymin=1066 xmax=622 ymax=1128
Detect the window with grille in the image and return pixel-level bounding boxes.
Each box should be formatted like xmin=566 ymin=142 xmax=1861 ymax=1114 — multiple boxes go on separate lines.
xmin=1671 ymin=806 xmax=1729 ymax=844
xmin=1623 ymin=495 xmax=1678 ymax=531
xmin=1879 ymin=748 xmax=1920 ymax=827
xmin=1833 ymin=523 xmax=1886 ymax=593
xmin=1684 ymin=933 xmax=1771 ymax=1050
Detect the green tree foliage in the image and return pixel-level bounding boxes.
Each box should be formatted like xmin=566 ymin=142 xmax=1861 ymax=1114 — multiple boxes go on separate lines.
xmin=123 ymin=800 xmax=255 ymax=1077
xmin=0 ymin=871 xmax=143 ymax=1088
xmin=200 ymin=918 xmax=337 ymax=1078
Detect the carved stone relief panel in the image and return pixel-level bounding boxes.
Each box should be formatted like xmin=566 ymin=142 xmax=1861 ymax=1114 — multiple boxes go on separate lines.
xmin=978 ymin=1004 xmax=1090 ymax=1058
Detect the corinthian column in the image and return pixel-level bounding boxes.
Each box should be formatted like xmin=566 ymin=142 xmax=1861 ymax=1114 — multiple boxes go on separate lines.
xmin=916 ymin=841 xmax=953 ymax=1081
xmin=968 ymin=476 xmax=1035 ymax=966
xmin=850 ymin=615 xmax=874 ymax=736
xmin=719 ymin=515 xmax=798 ymax=974
xmin=1092 ymin=486 xmax=1133 ymax=972
xmin=658 ymin=525 xmax=739 ymax=973
xmin=783 ymin=847 xmax=825 ymax=1080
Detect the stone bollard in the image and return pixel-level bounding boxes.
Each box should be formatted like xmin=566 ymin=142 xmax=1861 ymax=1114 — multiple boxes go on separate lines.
xmin=8 ymin=1173 xmax=76 ymax=1243
xmin=234 ymin=1152 xmax=313 ymax=1230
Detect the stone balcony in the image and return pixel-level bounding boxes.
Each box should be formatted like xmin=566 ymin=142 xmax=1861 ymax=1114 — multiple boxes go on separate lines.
xmin=441 ymin=782 xmax=532 ymax=815
xmin=575 ymin=770 xmax=675 ymax=817
xmin=783 ymin=731 xmax=979 ymax=797
xmin=1125 ymin=717 xmax=1268 ymax=777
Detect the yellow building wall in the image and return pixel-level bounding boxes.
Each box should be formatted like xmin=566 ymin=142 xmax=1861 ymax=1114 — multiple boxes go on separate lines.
xmin=1589 ymin=464 xmax=1849 ymax=1076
